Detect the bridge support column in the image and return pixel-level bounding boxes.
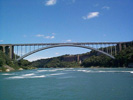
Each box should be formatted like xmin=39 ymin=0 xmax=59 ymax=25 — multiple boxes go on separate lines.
xmin=77 ymin=55 xmax=79 ymax=62
xmin=119 ymin=43 xmax=122 ymax=51
xmin=2 ymin=46 xmax=5 ymax=53
xmin=77 ymin=55 xmax=81 ymax=64
xmin=115 ymin=46 xmax=117 ymax=55
xmin=9 ymin=45 xmax=14 ymax=59
xmin=124 ymin=44 xmax=126 ymax=49
xmin=111 ymin=46 xmax=112 ymax=55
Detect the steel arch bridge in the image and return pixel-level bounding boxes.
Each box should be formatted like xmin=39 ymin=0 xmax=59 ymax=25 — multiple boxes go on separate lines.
xmin=0 ymin=41 xmax=132 ymax=61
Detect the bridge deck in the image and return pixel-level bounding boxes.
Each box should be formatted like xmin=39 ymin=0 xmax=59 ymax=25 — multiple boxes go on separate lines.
xmin=0 ymin=41 xmax=132 ymax=46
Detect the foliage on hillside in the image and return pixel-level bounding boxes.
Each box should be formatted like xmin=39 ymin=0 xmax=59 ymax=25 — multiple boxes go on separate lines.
xmin=81 ymin=55 xmax=113 ymax=67
xmin=0 ymin=50 xmax=36 ymax=71
xmin=81 ymin=47 xmax=133 ymax=67
xmin=32 ymin=47 xmax=133 ymax=68
xmin=32 ymin=56 xmax=81 ymax=68
xmin=0 ymin=50 xmax=19 ymax=71
xmin=115 ymin=47 xmax=133 ymax=67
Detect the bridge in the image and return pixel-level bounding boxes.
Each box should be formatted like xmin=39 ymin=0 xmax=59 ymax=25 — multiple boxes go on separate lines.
xmin=0 ymin=41 xmax=132 ymax=61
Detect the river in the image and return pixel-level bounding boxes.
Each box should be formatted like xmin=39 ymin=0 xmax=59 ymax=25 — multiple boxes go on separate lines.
xmin=0 ymin=68 xmax=133 ymax=100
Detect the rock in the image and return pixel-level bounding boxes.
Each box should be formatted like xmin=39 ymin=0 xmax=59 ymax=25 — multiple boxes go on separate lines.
xmin=18 ymin=68 xmax=23 ymax=70
xmin=6 ymin=69 xmax=10 ymax=72
xmin=4 ymin=65 xmax=15 ymax=71
xmin=0 ymin=70 xmax=2 ymax=72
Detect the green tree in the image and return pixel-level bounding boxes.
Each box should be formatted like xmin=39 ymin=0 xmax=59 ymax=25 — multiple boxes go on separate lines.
xmin=115 ymin=47 xmax=133 ymax=67
xmin=0 ymin=58 xmax=5 ymax=67
xmin=18 ymin=59 xmax=31 ymax=66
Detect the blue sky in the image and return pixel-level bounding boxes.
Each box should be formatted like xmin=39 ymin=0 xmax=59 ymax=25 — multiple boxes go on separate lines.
xmin=0 ymin=0 xmax=133 ymax=61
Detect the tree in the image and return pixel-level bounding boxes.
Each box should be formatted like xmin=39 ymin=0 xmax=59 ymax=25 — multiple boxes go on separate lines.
xmin=0 ymin=58 xmax=5 ymax=67
xmin=18 ymin=59 xmax=31 ymax=66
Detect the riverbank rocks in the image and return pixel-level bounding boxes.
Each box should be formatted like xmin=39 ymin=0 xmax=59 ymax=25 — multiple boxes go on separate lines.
xmin=18 ymin=68 xmax=23 ymax=70
xmin=4 ymin=65 xmax=15 ymax=72
xmin=5 ymin=69 xmax=10 ymax=72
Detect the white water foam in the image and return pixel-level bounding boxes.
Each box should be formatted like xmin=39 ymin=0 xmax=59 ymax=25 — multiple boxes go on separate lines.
xmin=6 ymin=72 xmax=65 ymax=79
xmin=6 ymin=69 xmax=133 ymax=79
xmin=37 ymin=69 xmax=58 ymax=72
xmin=22 ymin=73 xmax=35 ymax=76
xmin=77 ymin=70 xmax=91 ymax=73
xmin=37 ymin=68 xmax=66 ymax=72
xmin=97 ymin=71 xmax=133 ymax=73
xmin=37 ymin=70 xmax=47 ymax=72
xmin=30 ymin=75 xmax=46 ymax=78
xmin=7 ymin=76 xmax=25 ymax=79
xmin=7 ymin=74 xmax=46 ymax=79
xmin=76 ymin=70 xmax=133 ymax=73
xmin=2 ymin=73 xmax=15 ymax=75
xmin=130 ymin=71 xmax=133 ymax=74
xmin=48 ymin=73 xmax=65 ymax=76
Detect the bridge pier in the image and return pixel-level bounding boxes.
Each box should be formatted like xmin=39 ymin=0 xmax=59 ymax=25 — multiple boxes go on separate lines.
xmin=124 ymin=44 xmax=126 ymax=49
xmin=77 ymin=55 xmax=80 ymax=63
xmin=9 ymin=45 xmax=14 ymax=59
xmin=115 ymin=45 xmax=117 ymax=55
xmin=119 ymin=43 xmax=122 ymax=51
xmin=0 ymin=45 xmax=14 ymax=59
xmin=2 ymin=46 xmax=5 ymax=53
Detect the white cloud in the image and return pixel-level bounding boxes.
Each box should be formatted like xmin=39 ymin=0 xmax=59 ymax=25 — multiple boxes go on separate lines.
xmin=66 ymin=39 xmax=72 ymax=42
xmin=45 ymin=0 xmax=56 ymax=6
xmin=36 ymin=33 xmax=55 ymax=39
xmin=44 ymin=36 xmax=55 ymax=39
xmin=102 ymin=6 xmax=110 ymax=10
xmin=0 ymin=40 xmax=3 ymax=42
xmin=83 ymin=12 xmax=99 ymax=20
xmin=51 ymin=36 xmax=55 ymax=39
xmin=36 ymin=34 xmax=44 ymax=37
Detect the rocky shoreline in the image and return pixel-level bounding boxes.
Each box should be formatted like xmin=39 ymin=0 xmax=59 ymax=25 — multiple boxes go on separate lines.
xmin=1 ymin=65 xmax=24 ymax=72
xmin=0 ymin=65 xmax=37 ymax=72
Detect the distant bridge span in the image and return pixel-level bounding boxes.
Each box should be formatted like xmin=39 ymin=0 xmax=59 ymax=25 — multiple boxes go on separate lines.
xmin=17 ymin=44 xmax=115 ymax=61
xmin=0 ymin=41 xmax=132 ymax=61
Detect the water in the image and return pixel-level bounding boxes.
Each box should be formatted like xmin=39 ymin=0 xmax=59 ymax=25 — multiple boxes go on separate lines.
xmin=0 ymin=68 xmax=133 ymax=100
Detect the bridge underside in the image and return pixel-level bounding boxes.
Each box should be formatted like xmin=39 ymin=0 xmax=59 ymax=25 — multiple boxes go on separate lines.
xmin=16 ymin=44 xmax=115 ymax=61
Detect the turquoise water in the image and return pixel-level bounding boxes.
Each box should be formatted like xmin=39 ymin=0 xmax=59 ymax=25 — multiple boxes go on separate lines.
xmin=0 ymin=68 xmax=133 ymax=100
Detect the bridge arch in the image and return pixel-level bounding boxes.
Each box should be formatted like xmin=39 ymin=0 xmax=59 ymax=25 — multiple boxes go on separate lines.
xmin=17 ymin=44 xmax=115 ymax=61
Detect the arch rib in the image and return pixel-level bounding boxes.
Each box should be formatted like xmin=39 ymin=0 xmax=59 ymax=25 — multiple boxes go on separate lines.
xmin=17 ymin=44 xmax=115 ymax=61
